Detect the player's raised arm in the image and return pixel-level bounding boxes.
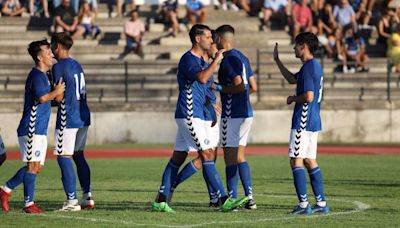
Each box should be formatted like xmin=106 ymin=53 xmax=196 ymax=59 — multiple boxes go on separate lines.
xmin=273 ymin=43 xmax=297 ymax=84
xmin=196 ymin=49 xmax=225 ymax=84
xmin=38 ymin=78 xmax=65 ymax=103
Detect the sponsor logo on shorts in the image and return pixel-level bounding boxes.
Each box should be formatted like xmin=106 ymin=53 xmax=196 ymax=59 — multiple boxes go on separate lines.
xmin=35 ymin=150 xmax=41 ymax=157
xmin=204 ymin=139 xmax=210 ymax=145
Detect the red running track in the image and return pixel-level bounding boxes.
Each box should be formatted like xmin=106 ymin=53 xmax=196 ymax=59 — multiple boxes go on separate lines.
xmin=4 ymin=145 xmax=399 ymax=160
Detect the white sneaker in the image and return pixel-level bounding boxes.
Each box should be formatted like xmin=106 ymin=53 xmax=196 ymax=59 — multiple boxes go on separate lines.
xmin=343 ymin=65 xmax=348 ymax=73
xmin=79 ymin=197 xmax=95 ymax=209
xmin=230 ymin=3 xmax=239 ymax=11
xmin=349 ymin=67 xmax=356 ymax=73
xmin=59 ymin=201 xmax=81 ymax=211
xmin=221 ymin=3 xmax=228 ymax=10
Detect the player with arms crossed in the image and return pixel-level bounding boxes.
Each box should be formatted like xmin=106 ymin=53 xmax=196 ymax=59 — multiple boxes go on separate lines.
xmin=0 ymin=39 xmax=65 ymax=213
xmin=152 ymin=24 xmax=248 ymax=212
xmin=273 ymin=32 xmax=329 ymax=214
xmin=214 ymin=24 xmax=258 ymax=210
xmin=51 ymin=32 xmax=94 ymax=211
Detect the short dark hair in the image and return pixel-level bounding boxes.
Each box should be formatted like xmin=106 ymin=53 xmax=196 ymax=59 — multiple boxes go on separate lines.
xmin=215 ymin=24 xmax=235 ymax=37
xmin=294 ymin=32 xmax=319 ymax=55
xmin=211 ymin=29 xmax=218 ymax=44
xmin=51 ymin=32 xmax=73 ymax=50
xmin=189 ymin=24 xmax=211 ymax=45
xmin=28 ymin=39 xmax=50 ymax=64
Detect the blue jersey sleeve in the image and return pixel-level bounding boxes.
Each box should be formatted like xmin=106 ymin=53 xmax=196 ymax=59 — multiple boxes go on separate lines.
xmin=32 ymin=75 xmax=48 ymax=99
xmin=301 ymin=65 xmax=315 ymax=93
xmin=179 ymin=55 xmax=203 ymax=81
xmin=223 ymin=55 xmax=243 ymax=80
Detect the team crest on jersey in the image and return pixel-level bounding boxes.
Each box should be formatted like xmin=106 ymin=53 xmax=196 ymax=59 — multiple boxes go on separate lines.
xmin=204 ymin=139 xmax=210 ymax=145
xmin=35 ymin=150 xmax=40 ymax=157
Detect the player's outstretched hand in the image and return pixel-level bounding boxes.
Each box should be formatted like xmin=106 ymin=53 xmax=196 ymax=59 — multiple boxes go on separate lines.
xmin=54 ymin=77 xmax=65 ymax=95
xmin=273 ymin=43 xmax=279 ymax=62
xmin=214 ymin=49 xmax=226 ymax=63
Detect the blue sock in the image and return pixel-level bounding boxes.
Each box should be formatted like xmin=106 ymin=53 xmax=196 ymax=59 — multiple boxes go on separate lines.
xmin=292 ymin=167 xmax=308 ymax=204
xmin=173 ymin=161 xmax=198 ymax=189
xmin=73 ymin=153 xmax=91 ymax=194
xmin=202 ymin=170 xmax=217 ymax=202
xmin=308 ymin=167 xmax=326 ymax=203
xmin=23 ymin=173 xmax=36 ymax=205
xmin=238 ymin=161 xmax=253 ymax=197
xmin=158 ymin=159 xmax=180 ymax=199
xmin=225 ymin=164 xmax=238 ymax=198
xmin=5 ymin=166 xmax=27 ymax=190
xmin=57 ymin=157 xmax=77 ymax=200
xmin=202 ymin=160 xmax=226 ymax=198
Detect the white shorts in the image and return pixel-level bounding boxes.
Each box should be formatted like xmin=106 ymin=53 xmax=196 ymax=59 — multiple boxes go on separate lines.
xmin=288 ymin=129 xmax=319 ymax=159
xmin=18 ymin=135 xmax=47 ymax=165
xmin=205 ymin=120 xmax=220 ymax=148
xmin=0 ymin=134 xmax=6 ymax=155
xmin=220 ymin=117 xmax=253 ymax=147
xmin=174 ymin=118 xmax=212 ymax=152
xmin=54 ymin=127 xmax=89 ymax=156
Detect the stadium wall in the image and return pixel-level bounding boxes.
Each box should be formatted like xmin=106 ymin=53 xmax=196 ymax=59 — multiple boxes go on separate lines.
xmin=0 ymin=110 xmax=399 ymax=147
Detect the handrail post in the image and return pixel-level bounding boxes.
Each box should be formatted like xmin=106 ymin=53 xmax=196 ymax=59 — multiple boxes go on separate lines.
xmin=387 ymin=59 xmax=391 ymax=102
xmin=125 ymin=61 xmax=128 ymax=102
xmin=256 ymin=49 xmax=260 ymax=102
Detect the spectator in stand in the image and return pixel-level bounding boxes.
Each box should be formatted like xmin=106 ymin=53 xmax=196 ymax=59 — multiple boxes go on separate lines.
xmin=117 ymin=0 xmax=136 ymax=17
xmin=162 ymin=0 xmax=180 ymax=37
xmin=236 ymin=0 xmax=261 ymax=15
xmin=54 ymin=0 xmax=79 ymax=36
xmin=262 ymin=0 xmax=291 ymax=31
xmin=350 ymin=0 xmax=374 ymax=27
xmin=342 ymin=25 xmax=369 ymax=73
xmin=323 ymin=28 xmax=344 ymax=58
xmin=28 ymin=0 xmax=50 ymax=18
xmin=122 ymin=9 xmax=145 ymax=58
xmin=71 ymin=1 xmax=101 ymax=40
xmin=53 ymin=0 xmax=78 ymax=13
xmin=333 ymin=0 xmax=356 ymax=29
xmin=388 ymin=24 xmax=400 ymax=72
xmin=1 ymin=0 xmax=25 ymax=17
xmin=292 ymin=0 xmax=314 ymax=38
xmin=86 ymin=0 xmax=98 ymax=14
xmin=317 ymin=3 xmax=337 ymax=35
xmin=186 ymin=0 xmax=207 ymax=25
xmin=377 ymin=7 xmax=398 ymax=50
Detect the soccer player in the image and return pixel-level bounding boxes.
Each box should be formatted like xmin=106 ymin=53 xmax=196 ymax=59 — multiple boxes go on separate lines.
xmin=0 ymin=134 xmax=6 ymax=166
xmin=0 ymin=39 xmax=65 ymax=213
xmin=51 ymin=32 xmax=94 ymax=211
xmin=273 ymin=32 xmax=329 ymax=214
xmin=168 ymin=30 xmax=221 ymax=207
xmin=214 ymin=24 xmax=257 ymax=210
xmin=151 ymin=24 xmax=248 ymax=212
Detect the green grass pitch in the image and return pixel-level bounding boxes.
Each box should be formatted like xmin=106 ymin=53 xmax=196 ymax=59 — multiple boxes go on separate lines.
xmin=0 ymin=155 xmax=399 ymax=227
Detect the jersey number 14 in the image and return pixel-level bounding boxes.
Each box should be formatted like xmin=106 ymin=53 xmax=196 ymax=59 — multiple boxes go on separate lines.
xmin=74 ymin=73 xmax=86 ymax=100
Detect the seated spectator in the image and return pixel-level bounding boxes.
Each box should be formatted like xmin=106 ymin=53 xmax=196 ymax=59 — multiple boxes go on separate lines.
xmin=292 ymin=0 xmax=314 ymax=38
xmin=350 ymin=0 xmax=374 ymax=27
xmin=388 ymin=24 xmax=400 ymax=72
xmin=28 ymin=0 xmax=49 ymax=18
xmin=186 ymin=0 xmax=207 ymax=25
xmin=342 ymin=26 xmax=369 ymax=73
xmin=1 ymin=0 xmax=25 ymax=17
xmin=262 ymin=0 xmax=291 ymax=31
xmin=85 ymin=0 xmax=98 ymax=14
xmin=162 ymin=0 xmax=179 ymax=37
xmin=72 ymin=1 xmax=101 ymax=40
xmin=322 ymin=28 xmax=344 ymax=59
xmin=317 ymin=3 xmax=337 ymax=35
xmin=123 ymin=9 xmax=145 ymax=58
xmin=377 ymin=7 xmax=398 ymax=50
xmin=237 ymin=0 xmax=261 ymax=15
xmin=53 ymin=0 xmax=78 ymax=13
xmin=54 ymin=0 xmax=79 ymax=36
xmin=333 ymin=0 xmax=356 ymax=29
xmin=117 ymin=0 xmax=136 ymax=17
